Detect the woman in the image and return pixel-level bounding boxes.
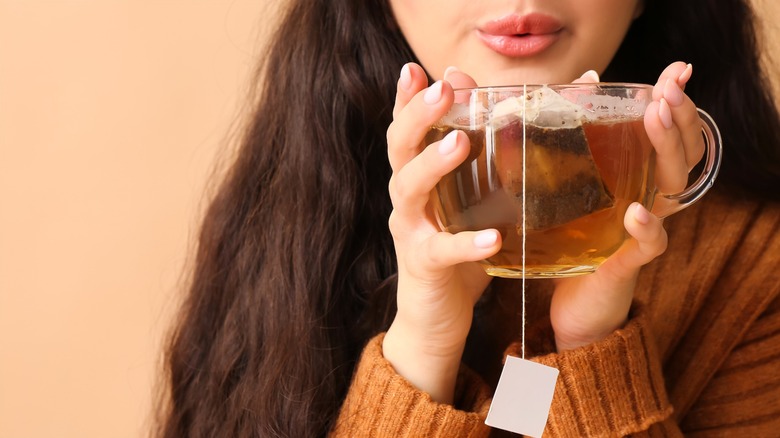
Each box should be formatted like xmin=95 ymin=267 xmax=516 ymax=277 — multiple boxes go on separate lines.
xmin=156 ymin=0 xmax=780 ymax=436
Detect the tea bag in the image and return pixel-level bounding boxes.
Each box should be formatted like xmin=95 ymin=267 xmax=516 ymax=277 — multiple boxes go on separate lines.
xmin=492 ymin=87 xmax=614 ymax=230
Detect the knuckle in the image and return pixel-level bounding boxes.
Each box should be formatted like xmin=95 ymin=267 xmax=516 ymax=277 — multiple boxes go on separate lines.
xmin=392 ymin=172 xmax=412 ymax=202
xmin=679 ymin=107 xmax=700 ymax=129
xmin=659 ymin=236 xmax=669 ymax=255
xmin=386 ymin=123 xmax=397 ymax=147
xmin=387 ymin=211 xmax=410 ymax=240
xmin=648 ymin=222 xmax=668 ymax=254
xmin=654 ymin=230 xmax=669 ymax=257
xmin=654 ymin=134 xmax=681 ymax=156
xmin=662 ymin=175 xmax=687 ymax=195
xmin=695 ymin=136 xmax=706 ymax=157
xmin=387 ymin=210 xmax=400 ymax=234
xmin=423 ymin=235 xmax=446 ymax=266
xmin=387 ymin=210 xmax=413 ymax=244
xmin=683 ymin=133 xmax=706 ymax=169
xmin=387 ymin=176 xmax=397 ymax=201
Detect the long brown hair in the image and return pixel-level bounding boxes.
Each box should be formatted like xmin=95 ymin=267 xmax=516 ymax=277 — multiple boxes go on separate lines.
xmin=156 ymin=1 xmax=410 ymax=436
xmin=156 ymin=0 xmax=780 ymax=436
xmin=604 ymin=0 xmax=780 ymax=194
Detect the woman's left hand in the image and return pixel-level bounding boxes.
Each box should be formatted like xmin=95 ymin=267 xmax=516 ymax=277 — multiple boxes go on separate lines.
xmin=550 ymin=62 xmax=705 ymax=351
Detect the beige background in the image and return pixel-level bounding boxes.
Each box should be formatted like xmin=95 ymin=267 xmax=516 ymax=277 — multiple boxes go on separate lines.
xmin=0 ymin=2 xmax=777 ymax=438
xmin=0 ymin=1 xmax=273 ymax=437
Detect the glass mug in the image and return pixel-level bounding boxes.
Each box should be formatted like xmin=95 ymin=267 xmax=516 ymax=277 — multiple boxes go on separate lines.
xmin=425 ymin=84 xmax=722 ymax=278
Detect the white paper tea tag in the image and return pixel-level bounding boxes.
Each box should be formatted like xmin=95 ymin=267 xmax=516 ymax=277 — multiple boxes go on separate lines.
xmin=485 ymin=355 xmax=559 ymax=437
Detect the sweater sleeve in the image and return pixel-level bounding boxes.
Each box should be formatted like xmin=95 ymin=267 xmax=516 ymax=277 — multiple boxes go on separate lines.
xmin=333 ymin=309 xmax=675 ymax=437
xmin=677 ymin=293 xmax=780 ymax=435
xmin=507 ymin=308 xmax=675 ymax=437
xmin=330 ymin=333 xmax=493 ymax=437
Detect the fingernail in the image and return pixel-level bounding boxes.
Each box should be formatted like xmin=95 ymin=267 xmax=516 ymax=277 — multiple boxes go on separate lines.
xmin=659 ymin=98 xmax=673 ymax=129
xmin=663 ymin=78 xmax=684 ymax=106
xmin=443 ymin=66 xmax=459 ymax=79
xmin=473 ymin=230 xmax=498 ymax=248
xmin=399 ymin=64 xmax=412 ymax=90
xmin=424 ymin=81 xmax=444 ymax=104
xmin=584 ymin=70 xmax=600 ymax=82
xmin=634 ymin=203 xmax=651 ymax=225
xmin=677 ymin=63 xmax=693 ymax=86
xmin=438 ymin=130 xmax=458 ymax=155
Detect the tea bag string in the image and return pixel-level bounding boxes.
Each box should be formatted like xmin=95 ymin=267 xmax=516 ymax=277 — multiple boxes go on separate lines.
xmin=521 ymin=83 xmax=527 ymax=360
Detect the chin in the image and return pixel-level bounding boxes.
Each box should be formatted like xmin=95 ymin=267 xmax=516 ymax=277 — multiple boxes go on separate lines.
xmin=470 ymin=58 xmax=575 ymax=85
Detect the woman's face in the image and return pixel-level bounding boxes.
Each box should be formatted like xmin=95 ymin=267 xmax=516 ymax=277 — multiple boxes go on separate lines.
xmin=389 ymin=0 xmax=642 ymax=85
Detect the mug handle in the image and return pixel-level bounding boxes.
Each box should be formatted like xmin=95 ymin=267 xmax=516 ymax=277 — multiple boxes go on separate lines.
xmin=651 ymin=108 xmax=723 ymax=218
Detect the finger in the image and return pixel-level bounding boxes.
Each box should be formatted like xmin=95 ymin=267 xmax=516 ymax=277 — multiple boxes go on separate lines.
xmin=571 ymin=69 xmax=600 ymax=84
xmin=652 ymin=63 xmax=703 ymax=169
xmin=661 ymin=78 xmax=706 ymax=170
xmin=598 ymin=203 xmax=667 ymax=281
xmin=392 ymin=62 xmax=429 ymax=120
xmin=645 ymin=80 xmax=707 ymax=194
xmin=443 ymin=66 xmax=479 ymax=104
xmin=412 ymin=229 xmax=502 ymax=276
xmin=387 ymin=80 xmax=455 ymax=172
xmin=557 ymin=70 xmax=600 ymax=103
xmin=389 ymin=130 xmax=470 ymax=215
xmin=644 ymin=99 xmax=689 ymax=193
xmin=443 ymin=66 xmax=478 ymax=89
xmin=652 ymin=62 xmax=692 ymax=100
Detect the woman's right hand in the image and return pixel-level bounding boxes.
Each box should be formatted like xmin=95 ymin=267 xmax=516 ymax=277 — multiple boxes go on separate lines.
xmin=382 ymin=63 xmax=501 ymax=405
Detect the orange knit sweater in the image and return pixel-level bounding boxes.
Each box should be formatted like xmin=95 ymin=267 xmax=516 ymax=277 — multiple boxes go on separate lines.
xmin=331 ymin=189 xmax=780 ymax=437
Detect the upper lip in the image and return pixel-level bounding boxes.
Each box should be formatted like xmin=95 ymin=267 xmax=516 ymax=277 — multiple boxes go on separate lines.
xmin=478 ymin=13 xmax=563 ymax=36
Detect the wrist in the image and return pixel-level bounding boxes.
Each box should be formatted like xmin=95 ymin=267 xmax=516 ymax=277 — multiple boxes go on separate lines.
xmin=554 ymin=314 xmax=629 ymax=351
xmin=383 ymin=321 xmax=465 ymax=404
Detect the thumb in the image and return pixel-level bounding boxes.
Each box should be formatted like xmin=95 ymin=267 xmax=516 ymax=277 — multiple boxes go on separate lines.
xmin=601 ymin=203 xmax=668 ymax=279
xmin=443 ymin=66 xmax=479 ymax=89
xmin=572 ymin=69 xmax=600 ymax=84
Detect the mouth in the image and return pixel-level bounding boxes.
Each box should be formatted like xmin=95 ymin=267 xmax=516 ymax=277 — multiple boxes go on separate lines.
xmin=477 ymin=13 xmax=563 ymax=57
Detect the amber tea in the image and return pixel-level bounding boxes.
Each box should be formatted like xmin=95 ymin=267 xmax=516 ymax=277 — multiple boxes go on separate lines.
xmin=427 ymin=84 xmax=721 ymax=278
xmin=427 ymin=117 xmax=654 ymax=278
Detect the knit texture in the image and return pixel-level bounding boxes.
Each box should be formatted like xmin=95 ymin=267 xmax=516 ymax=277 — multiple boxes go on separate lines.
xmin=512 ymin=314 xmax=673 ymax=437
xmin=331 ymin=190 xmax=780 ymax=437
xmin=331 ymin=333 xmax=492 ymax=437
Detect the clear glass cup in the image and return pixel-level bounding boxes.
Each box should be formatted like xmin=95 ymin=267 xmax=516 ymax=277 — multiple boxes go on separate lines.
xmin=426 ymin=83 xmax=722 ymax=278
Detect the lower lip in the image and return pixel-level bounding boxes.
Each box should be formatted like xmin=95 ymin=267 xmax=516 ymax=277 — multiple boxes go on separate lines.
xmin=476 ymin=31 xmax=559 ymax=57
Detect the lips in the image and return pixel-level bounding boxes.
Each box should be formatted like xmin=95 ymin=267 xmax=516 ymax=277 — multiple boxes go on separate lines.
xmin=477 ymin=13 xmax=563 ymax=57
